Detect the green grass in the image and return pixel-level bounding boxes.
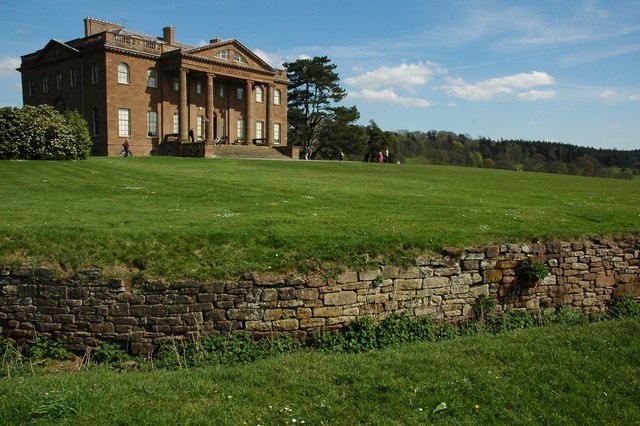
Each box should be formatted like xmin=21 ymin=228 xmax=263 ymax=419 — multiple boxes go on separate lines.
xmin=1 ymin=157 xmax=639 ymax=279
xmin=1 ymin=319 xmax=639 ymax=425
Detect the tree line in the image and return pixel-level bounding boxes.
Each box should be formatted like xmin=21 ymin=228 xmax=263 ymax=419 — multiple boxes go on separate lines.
xmin=285 ymin=56 xmax=638 ymax=179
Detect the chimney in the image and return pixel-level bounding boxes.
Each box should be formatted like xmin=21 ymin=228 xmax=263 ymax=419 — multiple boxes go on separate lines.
xmin=210 ymin=37 xmax=221 ymax=44
xmin=163 ymin=26 xmax=176 ymax=45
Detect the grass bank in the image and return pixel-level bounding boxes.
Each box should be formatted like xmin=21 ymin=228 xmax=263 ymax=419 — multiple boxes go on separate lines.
xmin=1 ymin=318 xmax=639 ymax=424
xmin=1 ymin=157 xmax=639 ymax=279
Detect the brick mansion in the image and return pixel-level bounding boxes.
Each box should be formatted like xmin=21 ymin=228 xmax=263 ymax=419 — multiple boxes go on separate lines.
xmin=18 ymin=17 xmax=289 ymax=156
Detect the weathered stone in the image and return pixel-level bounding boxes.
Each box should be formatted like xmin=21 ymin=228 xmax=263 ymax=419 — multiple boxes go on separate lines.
xmin=264 ymin=309 xmax=283 ymax=321
xmin=394 ymin=279 xmax=422 ymax=291
xmin=227 ymin=309 xmax=263 ymax=321
xmin=359 ymin=269 xmax=382 ymax=282
xmin=300 ymin=318 xmax=326 ymax=328
xmin=314 ymin=306 xmax=343 ymax=317
xmin=273 ymin=318 xmax=298 ymax=331
xmin=425 ymin=277 xmax=449 ymax=288
xmin=324 ymin=291 xmax=357 ymax=306
xmin=296 ymin=288 xmax=319 ymax=301
xmin=484 ymin=269 xmax=503 ymax=283
xmin=336 ymin=271 xmax=358 ymax=283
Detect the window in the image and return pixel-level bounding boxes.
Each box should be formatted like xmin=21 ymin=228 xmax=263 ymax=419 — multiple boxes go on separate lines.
xmin=255 ymin=121 xmax=264 ymax=140
xmin=42 ymin=75 xmax=48 ymax=94
xmin=255 ymin=86 xmax=263 ymax=103
xmin=173 ymin=113 xmax=179 ymax=134
xmin=28 ymin=79 xmax=34 ymax=96
xmin=147 ymin=69 xmax=157 ymax=88
xmin=92 ymin=109 xmax=100 ymax=136
xmin=147 ymin=111 xmax=158 ymax=137
xmin=173 ymin=77 xmax=179 ymax=91
xmin=196 ymin=80 xmax=203 ymax=95
xmin=273 ymin=123 xmax=281 ymax=144
xmin=218 ymin=84 xmax=226 ymax=97
xmin=219 ymin=117 xmax=226 ymax=138
xmin=118 ymin=63 xmax=130 ymax=84
xmin=233 ymin=52 xmax=248 ymax=64
xmin=118 ymin=108 xmax=130 ymax=137
xmin=91 ymin=64 xmax=99 ymax=84
xmin=236 ymin=87 xmax=243 ymax=100
xmin=56 ymin=72 xmax=62 ymax=91
xmin=70 ymin=68 xmax=77 ymax=88
xmin=274 ymin=89 xmax=281 ymax=105
xmin=215 ymin=50 xmax=228 ymax=60
xmin=236 ymin=119 xmax=244 ymax=141
xmin=196 ymin=116 xmax=204 ymax=140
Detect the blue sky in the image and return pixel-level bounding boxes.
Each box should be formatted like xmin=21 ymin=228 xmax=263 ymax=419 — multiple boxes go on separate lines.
xmin=1 ymin=0 xmax=639 ymax=149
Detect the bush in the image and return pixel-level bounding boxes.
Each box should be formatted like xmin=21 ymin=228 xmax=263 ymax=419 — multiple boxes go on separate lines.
xmin=608 ymin=296 xmax=640 ymax=318
xmin=0 ymin=105 xmax=92 ymax=160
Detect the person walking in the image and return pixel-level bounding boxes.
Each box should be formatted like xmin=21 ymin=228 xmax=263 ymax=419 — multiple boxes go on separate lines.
xmin=122 ymin=139 xmax=131 ymax=157
xmin=378 ymin=151 xmax=384 ymax=163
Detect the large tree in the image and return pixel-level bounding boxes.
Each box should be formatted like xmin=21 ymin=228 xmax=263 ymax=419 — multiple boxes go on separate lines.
xmin=284 ymin=56 xmax=350 ymax=152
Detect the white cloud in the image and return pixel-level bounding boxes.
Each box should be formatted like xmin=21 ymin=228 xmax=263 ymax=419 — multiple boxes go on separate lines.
xmin=608 ymin=123 xmax=621 ymax=128
xmin=518 ymin=90 xmax=557 ymax=101
xmin=348 ymin=89 xmax=432 ymax=107
xmin=629 ymin=95 xmax=640 ymax=101
xmin=600 ymin=90 xmax=616 ymax=99
xmin=253 ymin=48 xmax=284 ymax=68
xmin=345 ymin=62 xmax=443 ymax=90
xmin=447 ymin=102 xmax=457 ymax=108
xmin=442 ymin=71 xmax=555 ymax=101
xmin=0 ymin=57 xmax=20 ymax=77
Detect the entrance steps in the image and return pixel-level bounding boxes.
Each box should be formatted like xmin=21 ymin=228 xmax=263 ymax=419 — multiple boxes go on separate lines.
xmin=211 ymin=145 xmax=293 ymax=160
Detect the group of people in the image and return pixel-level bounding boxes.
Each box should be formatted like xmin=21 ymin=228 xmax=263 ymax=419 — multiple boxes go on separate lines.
xmin=363 ymin=149 xmax=391 ymax=163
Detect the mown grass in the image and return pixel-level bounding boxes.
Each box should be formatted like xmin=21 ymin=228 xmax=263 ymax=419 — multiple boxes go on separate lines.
xmin=1 ymin=319 xmax=639 ymax=425
xmin=1 ymin=157 xmax=639 ymax=279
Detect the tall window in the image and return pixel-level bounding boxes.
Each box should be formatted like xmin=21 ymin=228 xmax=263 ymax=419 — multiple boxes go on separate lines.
xmin=255 ymin=121 xmax=264 ymax=140
xmin=196 ymin=80 xmax=203 ymax=95
xmin=274 ymin=89 xmax=281 ymax=105
xmin=273 ymin=123 xmax=281 ymax=144
xmin=147 ymin=69 xmax=157 ymax=88
xmin=173 ymin=77 xmax=179 ymax=91
xmin=196 ymin=116 xmax=204 ymax=140
xmin=118 ymin=108 xmax=131 ymax=137
xmin=147 ymin=111 xmax=158 ymax=137
xmin=218 ymin=85 xmax=226 ymax=97
xmin=219 ymin=117 xmax=226 ymax=138
xmin=236 ymin=119 xmax=244 ymax=142
xmin=42 ymin=75 xmax=49 ymax=94
xmin=118 ymin=63 xmax=130 ymax=84
xmin=173 ymin=113 xmax=179 ymax=134
xmin=255 ymin=86 xmax=263 ymax=103
xmin=215 ymin=50 xmax=228 ymax=60
xmin=236 ymin=87 xmax=243 ymax=100
xmin=28 ymin=79 xmax=34 ymax=96
xmin=92 ymin=109 xmax=100 ymax=136
xmin=56 ymin=72 xmax=62 ymax=91
xmin=70 ymin=68 xmax=77 ymax=88
xmin=91 ymin=64 xmax=99 ymax=84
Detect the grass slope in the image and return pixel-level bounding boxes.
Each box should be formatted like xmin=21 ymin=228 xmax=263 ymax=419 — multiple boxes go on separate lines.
xmin=1 ymin=157 xmax=639 ymax=279
xmin=1 ymin=319 xmax=639 ymax=424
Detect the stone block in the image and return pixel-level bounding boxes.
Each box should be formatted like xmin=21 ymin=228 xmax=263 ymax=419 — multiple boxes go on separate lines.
xmin=278 ymin=287 xmax=297 ymax=300
xmin=89 ymin=322 xmax=115 ymax=334
xmin=484 ymin=269 xmax=503 ymax=283
xmin=394 ymin=279 xmax=422 ymax=291
xmin=336 ymin=271 xmax=358 ymax=283
xmin=273 ymin=318 xmax=299 ymax=331
xmin=296 ymin=288 xmax=319 ymax=301
xmin=246 ymin=321 xmax=272 ymax=331
xmin=200 ymin=282 xmax=226 ymax=293
xmin=425 ymin=277 xmax=449 ymax=288
xmin=300 ymin=318 xmax=326 ymax=328
xmin=264 ymin=309 xmax=283 ymax=321
xmin=324 ymin=291 xmax=357 ymax=306
xmin=359 ymin=269 xmax=382 ymax=281
xmin=228 ymin=309 xmax=263 ymax=321
xmin=314 ymin=306 xmax=343 ymax=317
xmin=204 ymin=309 xmax=226 ymax=322
xmin=485 ymin=245 xmax=500 ymax=258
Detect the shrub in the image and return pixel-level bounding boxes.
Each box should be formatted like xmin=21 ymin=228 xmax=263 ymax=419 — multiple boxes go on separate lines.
xmin=91 ymin=342 xmax=131 ymax=366
xmin=608 ymin=296 xmax=640 ymax=318
xmin=518 ymin=255 xmax=549 ymax=282
xmin=24 ymin=335 xmax=74 ymax=361
xmin=0 ymin=105 xmax=92 ymax=160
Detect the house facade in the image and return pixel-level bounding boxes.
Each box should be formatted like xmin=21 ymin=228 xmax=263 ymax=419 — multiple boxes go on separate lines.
xmin=18 ymin=17 xmax=288 ymax=156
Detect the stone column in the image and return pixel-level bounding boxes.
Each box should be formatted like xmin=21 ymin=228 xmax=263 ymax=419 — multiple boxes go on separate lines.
xmin=266 ymin=83 xmax=274 ymax=146
xmin=178 ymin=68 xmax=189 ymax=142
xmin=206 ymin=73 xmax=215 ymax=143
xmin=245 ymin=80 xmax=253 ymax=144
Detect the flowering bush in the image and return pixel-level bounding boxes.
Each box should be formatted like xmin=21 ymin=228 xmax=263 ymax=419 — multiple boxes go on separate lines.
xmin=0 ymin=105 xmax=92 ymax=160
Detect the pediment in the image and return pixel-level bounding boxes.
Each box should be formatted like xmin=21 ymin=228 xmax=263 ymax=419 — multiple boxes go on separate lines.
xmin=34 ymin=40 xmax=79 ymax=65
xmin=184 ymin=39 xmax=275 ymax=74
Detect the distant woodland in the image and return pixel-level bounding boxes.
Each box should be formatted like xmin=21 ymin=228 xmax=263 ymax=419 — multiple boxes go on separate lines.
xmin=390 ymin=130 xmax=639 ymax=179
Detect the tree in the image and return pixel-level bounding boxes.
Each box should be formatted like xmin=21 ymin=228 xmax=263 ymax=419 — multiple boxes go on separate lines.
xmin=284 ymin=56 xmax=349 ymax=152
xmin=315 ymin=106 xmax=367 ymax=159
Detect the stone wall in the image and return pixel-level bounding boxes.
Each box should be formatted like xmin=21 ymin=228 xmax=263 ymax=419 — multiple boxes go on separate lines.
xmin=1 ymin=237 xmax=638 ymax=354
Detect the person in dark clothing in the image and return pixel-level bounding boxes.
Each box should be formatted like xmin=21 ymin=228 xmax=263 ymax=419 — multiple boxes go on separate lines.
xmin=189 ymin=129 xmax=195 ymax=142
xmin=122 ymin=139 xmax=131 ymax=157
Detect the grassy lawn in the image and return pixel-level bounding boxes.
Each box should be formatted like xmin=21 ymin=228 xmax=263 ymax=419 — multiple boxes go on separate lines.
xmin=1 ymin=157 xmax=639 ymax=279
xmin=1 ymin=318 xmax=639 ymax=425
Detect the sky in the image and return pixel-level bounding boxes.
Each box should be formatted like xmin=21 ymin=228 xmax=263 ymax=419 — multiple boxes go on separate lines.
xmin=1 ymin=0 xmax=639 ymax=150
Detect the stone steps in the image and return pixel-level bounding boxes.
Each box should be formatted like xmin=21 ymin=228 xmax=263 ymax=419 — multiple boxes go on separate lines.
xmin=211 ymin=145 xmax=293 ymax=160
